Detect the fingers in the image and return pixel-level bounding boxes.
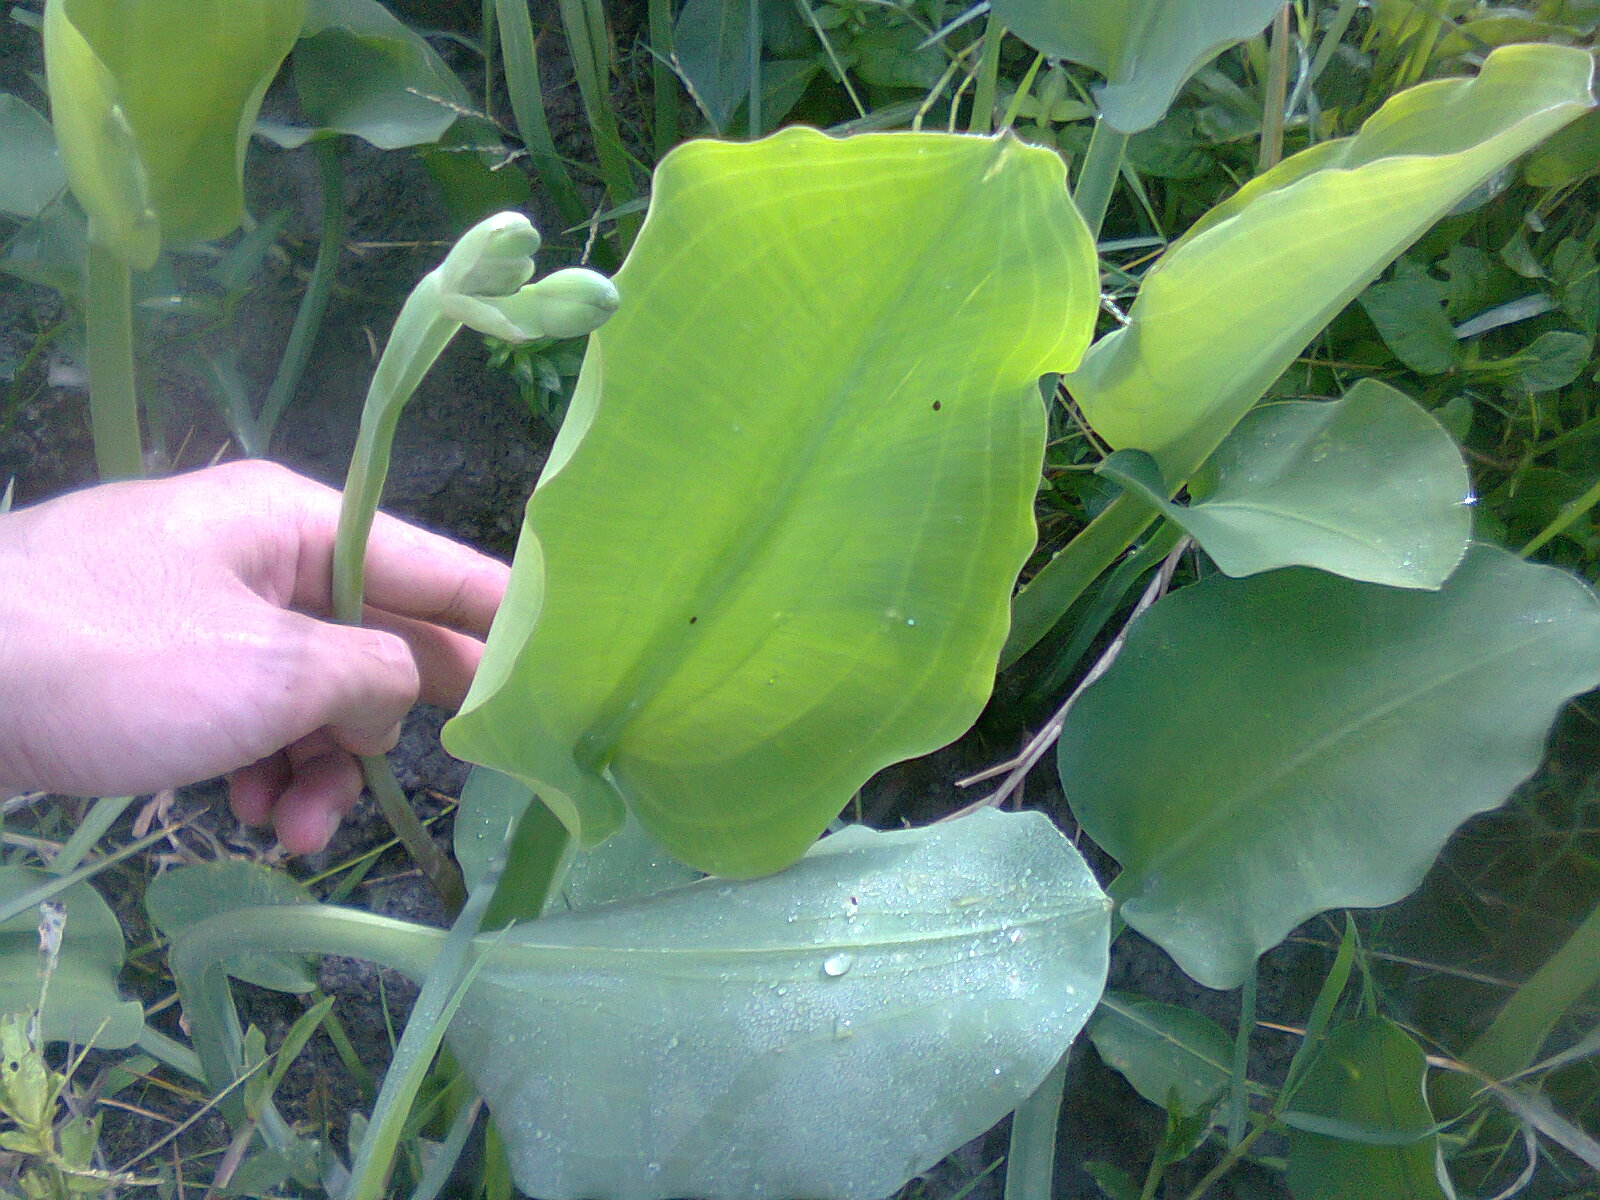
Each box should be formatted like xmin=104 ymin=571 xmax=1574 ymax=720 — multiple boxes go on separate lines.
xmin=228 ymin=732 xmax=365 ymax=856
xmin=365 ymin=608 xmax=488 ymax=710
xmin=272 ymin=611 xmax=418 ymax=758
xmin=219 ymin=460 xmax=508 ymax=636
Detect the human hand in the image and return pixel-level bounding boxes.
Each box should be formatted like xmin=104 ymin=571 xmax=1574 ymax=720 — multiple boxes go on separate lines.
xmin=0 ymin=460 xmax=509 ymax=854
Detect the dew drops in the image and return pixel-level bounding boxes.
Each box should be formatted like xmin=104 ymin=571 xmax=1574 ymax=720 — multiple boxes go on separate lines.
xmin=822 ymin=952 xmax=855 ymax=977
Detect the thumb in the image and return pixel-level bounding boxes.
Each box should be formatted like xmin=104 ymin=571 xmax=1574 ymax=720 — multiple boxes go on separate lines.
xmin=267 ymin=612 xmax=421 ymax=757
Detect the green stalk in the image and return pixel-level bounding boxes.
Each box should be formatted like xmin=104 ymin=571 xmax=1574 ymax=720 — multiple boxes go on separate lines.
xmin=1520 ymin=472 xmax=1600 ymax=559
xmin=344 ymin=851 xmax=504 ymax=1200
xmin=1464 ymin=897 xmax=1600 ymax=1084
xmin=966 ymin=17 xmax=1004 ymax=134
xmin=1002 ymin=492 xmax=1157 ymax=667
xmin=84 ymin=243 xmax=143 ymax=480
xmin=259 ymin=139 xmax=347 ymax=450
xmin=558 ymin=0 xmax=642 ymax=251
xmin=170 ymin=903 xmax=448 ymax=1102
xmin=1003 ymin=1051 xmax=1069 ymax=1200
xmin=1072 ymin=118 xmax=1129 ymax=242
xmin=746 ymin=0 xmax=762 ymax=138
xmin=648 ymin=0 xmax=678 ymax=158
xmin=1257 ymin=4 xmax=1291 ymax=174
xmin=333 ymin=275 xmax=468 ymax=915
xmin=495 ymin=0 xmax=592 ymax=237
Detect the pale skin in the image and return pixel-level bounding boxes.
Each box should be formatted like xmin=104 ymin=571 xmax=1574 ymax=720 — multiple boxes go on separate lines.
xmin=0 ymin=460 xmax=510 ymax=855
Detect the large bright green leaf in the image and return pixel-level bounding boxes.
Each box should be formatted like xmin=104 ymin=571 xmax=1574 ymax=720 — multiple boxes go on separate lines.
xmin=1066 ymin=44 xmax=1595 ymax=480
xmin=987 ymin=0 xmax=1284 ymax=133
xmin=1057 ymin=545 xmax=1600 ymax=990
xmin=1097 ymin=381 xmax=1472 ymax=588
xmin=0 ymin=95 xmax=65 ymax=220
xmin=257 ymin=0 xmax=470 ymax=151
xmin=45 ymin=0 xmax=306 ymax=265
xmin=0 ymin=868 xmax=141 ymax=1049
xmin=1284 ymin=1018 xmax=1446 ymax=1200
xmin=447 ymin=811 xmax=1110 ymax=1200
xmin=443 ymin=129 xmax=1099 ymax=877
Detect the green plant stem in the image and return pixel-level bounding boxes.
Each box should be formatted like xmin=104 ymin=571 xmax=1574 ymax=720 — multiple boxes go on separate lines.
xmin=1002 ymin=493 xmax=1157 ymax=667
xmin=333 ymin=276 xmax=467 ymax=913
xmin=557 ymin=0 xmax=642 ymax=251
xmin=84 ymin=243 xmax=143 ymax=480
xmin=1465 ymin=896 xmax=1600 ymax=1084
xmin=648 ymin=0 xmax=677 ymax=158
xmin=1306 ymin=0 xmax=1359 ymax=93
xmin=1257 ymin=5 xmax=1291 ymax=174
xmin=1003 ymin=1050 xmax=1069 ymax=1200
xmin=171 ymin=903 xmax=448 ymax=1101
xmin=495 ymin=0 xmax=592 ymax=237
xmin=1072 ymin=118 xmax=1129 ymax=242
xmin=258 ymin=139 xmax=347 ymax=450
xmin=345 ymin=854 xmax=503 ymax=1200
xmin=967 ymin=17 xmax=1004 ymax=134
xmin=747 ymin=0 xmax=762 ymax=137
xmin=1520 ymin=472 xmax=1600 ymax=559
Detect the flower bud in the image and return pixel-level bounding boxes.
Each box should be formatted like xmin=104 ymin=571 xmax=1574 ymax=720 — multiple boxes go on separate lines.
xmin=487 ymin=268 xmax=622 ymax=340
xmin=436 ymin=211 xmax=542 ymax=300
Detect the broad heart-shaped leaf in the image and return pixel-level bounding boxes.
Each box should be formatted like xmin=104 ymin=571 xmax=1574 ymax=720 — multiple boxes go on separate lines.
xmin=1284 ymin=1018 xmax=1446 ymax=1200
xmin=443 ymin=810 xmax=1111 ymax=1200
xmin=256 ymin=0 xmax=470 ymax=150
xmin=0 ymin=868 xmax=141 ymax=1049
xmin=987 ymin=0 xmax=1283 ymax=133
xmin=0 ymin=95 xmax=65 ymax=220
xmin=1057 ymin=545 xmax=1600 ymax=991
xmin=443 ymin=129 xmax=1099 ymax=878
xmin=1097 ymin=381 xmax=1471 ymax=589
xmin=1066 ymin=44 xmax=1595 ymax=481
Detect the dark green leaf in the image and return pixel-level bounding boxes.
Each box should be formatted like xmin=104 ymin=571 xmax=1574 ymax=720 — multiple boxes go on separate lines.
xmin=1058 ymin=545 xmax=1600 ymax=989
xmin=1284 ymin=1018 xmax=1446 ymax=1200
xmin=1099 ymin=381 xmax=1471 ymax=588
xmin=1359 ymin=259 xmax=1462 ymax=375
xmin=673 ymin=0 xmax=750 ymax=133
xmin=0 ymin=867 xmax=141 ymax=1048
xmin=1088 ymin=991 xmax=1232 ymax=1113
xmin=146 ymin=862 xmax=315 ymax=994
xmin=260 ymin=0 xmax=471 ymax=150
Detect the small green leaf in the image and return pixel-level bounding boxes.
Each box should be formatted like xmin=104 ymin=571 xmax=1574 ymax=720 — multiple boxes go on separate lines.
xmin=259 ymin=0 xmax=471 ymax=150
xmin=0 ymin=94 xmax=65 ymax=220
xmin=1097 ymin=381 xmax=1472 ymax=588
xmin=0 ymin=868 xmax=141 ymax=1049
xmin=1088 ymin=991 xmax=1232 ymax=1113
xmin=145 ymin=862 xmax=315 ymax=994
xmin=443 ymin=129 xmax=1100 ymax=877
xmin=988 ymin=0 xmax=1285 ymax=133
xmin=1474 ymin=329 xmax=1593 ymax=394
xmin=1064 ymin=44 xmax=1596 ymax=481
xmin=1058 ymin=545 xmax=1600 ymax=989
xmin=1359 ymin=259 xmax=1463 ymax=376
xmin=1526 ymin=108 xmax=1600 ymax=188
xmin=1285 ymin=1018 xmax=1447 ymax=1200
